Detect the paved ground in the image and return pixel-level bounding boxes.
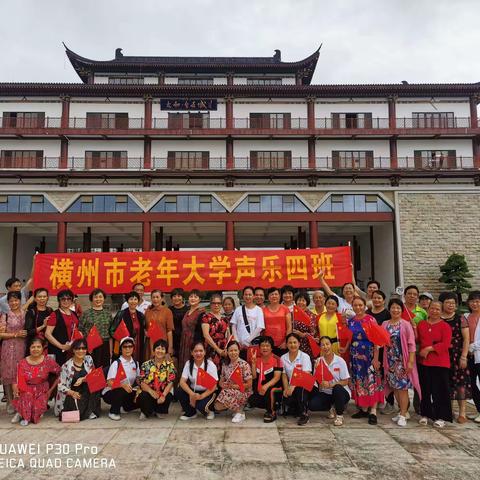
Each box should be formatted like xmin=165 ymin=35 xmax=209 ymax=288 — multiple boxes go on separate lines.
xmin=0 ymin=402 xmax=479 ymax=480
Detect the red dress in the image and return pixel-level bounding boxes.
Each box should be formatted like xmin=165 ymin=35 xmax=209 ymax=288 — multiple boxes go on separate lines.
xmin=202 ymin=312 xmax=229 ymax=369
xmin=179 ymin=308 xmax=205 ymax=373
xmin=12 ymin=356 xmax=60 ymax=423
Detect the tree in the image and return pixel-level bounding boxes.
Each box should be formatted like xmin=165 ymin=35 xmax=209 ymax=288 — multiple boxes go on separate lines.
xmin=439 ymin=253 xmax=473 ymax=303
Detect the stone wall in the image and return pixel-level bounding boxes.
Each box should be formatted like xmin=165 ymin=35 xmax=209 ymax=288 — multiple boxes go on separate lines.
xmin=398 ymin=192 xmax=480 ymax=297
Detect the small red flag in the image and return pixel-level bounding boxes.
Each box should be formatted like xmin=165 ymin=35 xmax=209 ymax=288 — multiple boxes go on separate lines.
xmin=17 ymin=365 xmax=30 ymax=393
xmin=363 ymin=320 xmax=391 ymax=347
xmin=314 ymin=358 xmax=334 ymax=383
xmin=113 ymin=319 xmax=130 ymax=341
xmin=85 ymin=367 xmax=107 ymax=393
xmin=147 ymin=321 xmax=165 ymax=345
xmin=71 ymin=324 xmax=83 ymax=342
xmin=229 ymin=364 xmax=245 ymax=392
xmin=336 ymin=318 xmax=353 ymax=343
xmin=290 ymin=366 xmax=315 ymax=392
xmin=307 ymin=335 xmax=321 ymax=358
xmin=112 ymin=362 xmax=128 ymax=389
xmin=196 ymin=367 xmax=217 ymax=391
xmin=86 ymin=325 xmax=103 ymax=352
xmin=293 ymin=305 xmax=312 ymax=327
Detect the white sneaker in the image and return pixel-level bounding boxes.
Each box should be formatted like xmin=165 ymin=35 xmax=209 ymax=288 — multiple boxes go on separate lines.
xmin=20 ymin=419 xmax=29 ymax=427
xmin=418 ymin=417 xmax=428 ymax=426
xmin=206 ymin=411 xmax=215 ymax=420
xmin=328 ymin=407 xmax=336 ymax=419
xmin=139 ymin=412 xmax=146 ymax=421
xmin=11 ymin=413 xmax=21 ymax=424
xmin=433 ymin=419 xmax=446 ymax=428
xmin=88 ymin=413 xmax=98 ymax=420
xmin=180 ymin=413 xmax=197 ymax=421
xmin=108 ymin=413 xmax=121 ymax=421
xmin=120 ymin=407 xmax=127 ymax=414
xmin=392 ymin=412 xmax=410 ymax=422
xmin=232 ymin=412 xmax=246 ymax=423
xmin=333 ymin=415 xmax=344 ymax=426
xmin=397 ymin=415 xmax=407 ymax=427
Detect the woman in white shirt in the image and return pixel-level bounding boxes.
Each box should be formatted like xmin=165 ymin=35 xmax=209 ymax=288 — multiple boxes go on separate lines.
xmin=176 ymin=341 xmax=218 ymax=420
xmin=309 ymin=336 xmax=351 ymax=426
xmin=281 ymin=333 xmax=312 ymax=426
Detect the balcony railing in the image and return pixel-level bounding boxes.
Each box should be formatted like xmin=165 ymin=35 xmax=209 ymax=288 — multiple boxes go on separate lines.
xmin=0 ymin=157 xmax=60 ymax=169
xmin=152 ymin=118 xmax=226 ymax=129
xmin=396 ymin=117 xmax=471 ymax=129
xmin=233 ymin=157 xmax=310 ymax=170
xmin=233 ymin=118 xmax=308 ymax=129
xmin=315 ymin=157 xmax=392 ymax=169
xmin=397 ymin=156 xmax=474 ymax=169
xmin=68 ymin=157 xmax=144 ymax=170
xmin=152 ymin=157 xmax=227 ymax=170
xmin=69 ymin=118 xmax=144 ymax=129
xmin=315 ymin=118 xmax=389 ymax=129
xmin=0 ymin=117 xmax=61 ymax=128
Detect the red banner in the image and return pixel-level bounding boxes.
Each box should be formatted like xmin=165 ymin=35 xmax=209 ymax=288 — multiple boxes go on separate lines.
xmin=33 ymin=247 xmax=352 ymax=294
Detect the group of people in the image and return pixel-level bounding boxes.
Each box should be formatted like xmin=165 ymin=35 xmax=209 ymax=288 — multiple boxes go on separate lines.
xmin=1 ymin=273 xmax=480 ymax=429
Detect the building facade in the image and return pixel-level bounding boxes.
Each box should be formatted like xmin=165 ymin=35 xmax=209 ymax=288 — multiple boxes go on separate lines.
xmin=0 ymin=46 xmax=479 ymax=295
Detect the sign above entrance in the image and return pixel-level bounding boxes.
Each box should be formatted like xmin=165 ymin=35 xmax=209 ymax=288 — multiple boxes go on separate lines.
xmin=160 ymin=99 xmax=217 ymax=110
xmin=33 ymin=247 xmax=352 ymax=294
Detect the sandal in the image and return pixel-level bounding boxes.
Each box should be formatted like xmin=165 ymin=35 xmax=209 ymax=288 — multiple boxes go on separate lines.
xmin=263 ymin=412 xmax=277 ymax=423
xmin=418 ymin=417 xmax=428 ymax=426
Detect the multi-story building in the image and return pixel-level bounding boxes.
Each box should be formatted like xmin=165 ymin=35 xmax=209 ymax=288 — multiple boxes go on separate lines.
xmin=1 ymin=45 xmax=479 ymax=295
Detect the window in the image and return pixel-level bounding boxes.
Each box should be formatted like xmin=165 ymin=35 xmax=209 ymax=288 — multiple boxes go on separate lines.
xmin=177 ymin=78 xmax=214 ymax=85
xmin=0 ymin=195 xmax=56 ymax=213
xmin=332 ymin=113 xmax=372 ymax=129
xmin=235 ymin=195 xmax=308 ymax=213
xmin=332 ymin=151 xmax=374 ymax=169
xmin=167 ymin=113 xmax=209 ymax=129
xmin=108 ymin=77 xmax=144 ymax=85
xmin=0 ymin=150 xmax=44 ymax=169
xmin=84 ymin=151 xmax=128 ymax=169
xmin=2 ymin=112 xmax=45 ymax=128
xmin=167 ymin=151 xmax=209 ymax=170
xmin=249 ymin=151 xmax=292 ymax=170
xmin=249 ymin=113 xmax=291 ymax=129
xmin=413 ymin=150 xmax=456 ymax=169
xmin=86 ymin=113 xmax=129 ymax=129
xmin=150 ymin=195 xmax=226 ymax=213
xmin=247 ymin=78 xmax=282 ymax=85
xmin=317 ymin=194 xmax=392 ymax=213
xmin=67 ymin=195 xmax=142 ymax=213
xmin=412 ymin=112 xmax=455 ymax=128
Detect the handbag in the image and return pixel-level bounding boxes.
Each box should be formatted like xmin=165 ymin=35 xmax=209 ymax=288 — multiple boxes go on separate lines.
xmin=61 ymin=398 xmax=80 ymax=423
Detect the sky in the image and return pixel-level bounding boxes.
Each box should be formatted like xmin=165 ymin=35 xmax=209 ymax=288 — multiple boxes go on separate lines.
xmin=0 ymin=0 xmax=479 ymax=84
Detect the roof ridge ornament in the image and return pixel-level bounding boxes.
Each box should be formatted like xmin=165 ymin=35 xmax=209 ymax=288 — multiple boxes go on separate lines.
xmin=274 ymin=50 xmax=281 ymax=62
xmin=115 ymin=48 xmax=124 ymax=59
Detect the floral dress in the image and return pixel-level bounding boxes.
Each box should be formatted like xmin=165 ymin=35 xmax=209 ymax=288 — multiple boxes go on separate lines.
xmin=12 ymin=356 xmax=60 ymax=423
xmin=293 ymin=309 xmax=318 ymax=358
xmin=385 ymin=322 xmax=412 ymax=390
xmin=348 ymin=315 xmax=384 ymax=407
xmin=0 ymin=310 xmax=27 ymax=384
xmin=202 ymin=312 xmax=229 ymax=369
xmin=216 ymin=359 xmax=253 ymax=411
xmin=445 ymin=314 xmax=471 ymax=400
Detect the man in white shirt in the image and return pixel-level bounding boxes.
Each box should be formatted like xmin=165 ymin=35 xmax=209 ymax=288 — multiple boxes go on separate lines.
xmin=120 ymin=283 xmax=151 ymax=314
xmin=230 ymin=286 xmax=265 ymax=350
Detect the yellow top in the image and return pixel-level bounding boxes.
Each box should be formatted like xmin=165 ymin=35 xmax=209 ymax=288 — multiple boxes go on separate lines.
xmin=317 ymin=311 xmax=339 ymax=353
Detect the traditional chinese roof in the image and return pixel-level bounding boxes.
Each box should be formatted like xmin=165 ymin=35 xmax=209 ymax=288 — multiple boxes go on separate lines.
xmin=63 ymin=44 xmax=321 ymax=84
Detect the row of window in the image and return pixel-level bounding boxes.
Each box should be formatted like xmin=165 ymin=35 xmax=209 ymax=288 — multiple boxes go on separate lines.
xmin=107 ymin=77 xmax=284 ymax=85
xmin=0 ymin=194 xmax=392 ymax=214
xmin=0 ymin=111 xmax=467 ymax=129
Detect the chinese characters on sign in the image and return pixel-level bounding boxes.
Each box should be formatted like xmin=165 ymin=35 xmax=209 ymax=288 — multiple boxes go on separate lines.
xmin=160 ymin=99 xmax=218 ymax=111
xmin=36 ymin=247 xmax=352 ymax=294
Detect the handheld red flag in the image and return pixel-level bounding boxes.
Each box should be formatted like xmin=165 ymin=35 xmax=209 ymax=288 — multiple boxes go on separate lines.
xmin=314 ymin=358 xmax=334 ymax=383
xmin=147 ymin=321 xmax=165 ymax=345
xmin=196 ymin=367 xmax=217 ymax=391
xmin=86 ymin=325 xmax=103 ymax=352
xmin=290 ymin=366 xmax=315 ymax=392
xmin=85 ymin=367 xmax=107 ymax=393
xmin=307 ymin=335 xmax=321 ymax=358
xmin=112 ymin=361 xmax=128 ymax=389
xmin=113 ymin=319 xmax=130 ymax=341
xmin=71 ymin=324 xmax=83 ymax=341
xmin=363 ymin=320 xmax=391 ymax=347
xmin=17 ymin=365 xmax=31 ymax=394
xmin=336 ymin=318 xmax=353 ymax=343
xmin=229 ymin=364 xmax=245 ymax=392
xmin=293 ymin=305 xmax=312 ymax=327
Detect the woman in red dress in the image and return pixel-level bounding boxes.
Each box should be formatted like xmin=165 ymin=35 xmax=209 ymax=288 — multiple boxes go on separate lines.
xmin=11 ymin=337 xmax=60 ymax=425
xmin=263 ymin=287 xmax=292 ymax=356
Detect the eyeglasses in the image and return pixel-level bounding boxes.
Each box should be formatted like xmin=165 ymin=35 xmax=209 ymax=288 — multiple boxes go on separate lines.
xmin=122 ymin=345 xmax=134 ymax=348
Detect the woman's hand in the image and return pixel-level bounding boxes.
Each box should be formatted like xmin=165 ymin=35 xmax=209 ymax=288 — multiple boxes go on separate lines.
xmin=121 ymin=383 xmax=133 ymax=393
xmin=339 ymin=346 xmax=347 ymax=354
xmin=406 ymin=362 xmax=414 ymax=375
xmin=62 ymin=343 xmax=72 ymax=351
xmin=73 ymin=377 xmax=85 ymax=387
xmin=67 ymin=390 xmax=81 ymax=400
xmin=459 ymin=356 xmax=467 ymax=369
xmin=372 ymin=359 xmax=380 ymax=371
xmin=189 ymin=392 xmax=199 ymax=407
xmin=12 ymin=385 xmax=19 ymax=398
xmin=258 ymin=384 xmax=267 ymax=396
xmin=419 ymin=347 xmax=432 ymax=359
xmin=320 ymin=380 xmax=330 ymax=389
xmin=16 ymin=330 xmax=28 ymax=338
xmin=149 ymin=388 xmax=160 ymax=400
xmin=157 ymin=395 xmax=165 ymax=404
xmin=283 ymin=386 xmax=294 ymax=398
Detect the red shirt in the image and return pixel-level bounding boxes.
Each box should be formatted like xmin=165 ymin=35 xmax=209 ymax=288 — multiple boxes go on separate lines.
xmin=417 ymin=320 xmax=452 ymax=368
xmin=255 ymin=354 xmax=283 ymax=386
xmin=263 ymin=305 xmax=290 ymax=347
xmin=47 ymin=310 xmax=78 ymax=341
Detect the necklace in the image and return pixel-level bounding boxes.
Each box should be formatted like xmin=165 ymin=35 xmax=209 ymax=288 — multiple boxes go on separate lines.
xmin=73 ymin=362 xmax=84 ymax=368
